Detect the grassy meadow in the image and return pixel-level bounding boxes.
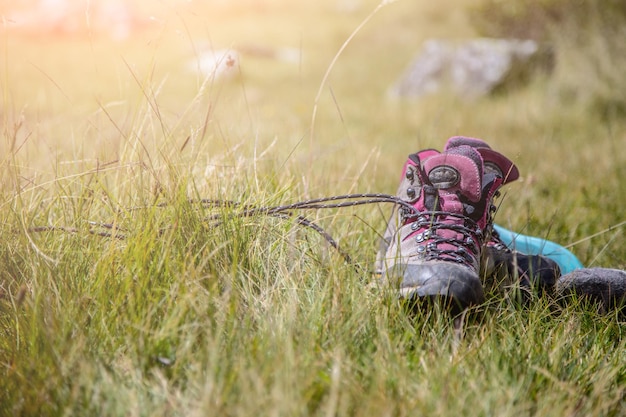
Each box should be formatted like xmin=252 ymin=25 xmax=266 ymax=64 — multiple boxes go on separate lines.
xmin=1 ymin=0 xmax=625 ymax=415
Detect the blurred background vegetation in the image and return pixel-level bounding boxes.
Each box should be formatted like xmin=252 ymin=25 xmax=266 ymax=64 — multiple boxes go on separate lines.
xmin=471 ymin=0 xmax=626 ymax=117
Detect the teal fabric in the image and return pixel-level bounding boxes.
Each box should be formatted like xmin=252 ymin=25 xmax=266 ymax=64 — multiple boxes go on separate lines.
xmin=493 ymin=224 xmax=584 ymax=274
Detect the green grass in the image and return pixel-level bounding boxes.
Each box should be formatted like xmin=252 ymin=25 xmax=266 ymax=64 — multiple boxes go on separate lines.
xmin=1 ymin=0 xmax=625 ymax=415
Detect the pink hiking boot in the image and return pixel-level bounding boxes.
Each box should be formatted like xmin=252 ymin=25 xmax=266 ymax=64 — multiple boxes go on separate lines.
xmin=376 ymin=137 xmax=519 ymax=311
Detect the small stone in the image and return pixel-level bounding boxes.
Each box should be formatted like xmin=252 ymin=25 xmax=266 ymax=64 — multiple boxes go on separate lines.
xmin=388 ymin=38 xmax=551 ymax=99
xmin=556 ymin=268 xmax=626 ymax=314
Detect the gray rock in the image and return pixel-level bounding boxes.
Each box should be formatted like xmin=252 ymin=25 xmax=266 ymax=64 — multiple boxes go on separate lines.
xmin=389 ymin=38 xmax=547 ymax=99
xmin=556 ymin=268 xmax=626 ymax=314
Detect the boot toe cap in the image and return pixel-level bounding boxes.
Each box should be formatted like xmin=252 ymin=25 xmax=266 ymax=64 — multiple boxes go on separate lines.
xmin=385 ymin=262 xmax=485 ymax=309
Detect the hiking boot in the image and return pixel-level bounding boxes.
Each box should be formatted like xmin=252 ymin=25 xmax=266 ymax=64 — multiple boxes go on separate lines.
xmin=482 ymin=240 xmax=561 ymax=301
xmin=375 ymin=136 xmax=518 ymax=276
xmin=375 ymin=137 xmax=561 ymax=305
xmin=377 ymin=139 xmax=514 ymax=311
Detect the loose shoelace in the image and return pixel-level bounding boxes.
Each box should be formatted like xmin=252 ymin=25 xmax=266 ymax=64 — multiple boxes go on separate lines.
xmin=27 ymin=193 xmax=421 ymax=273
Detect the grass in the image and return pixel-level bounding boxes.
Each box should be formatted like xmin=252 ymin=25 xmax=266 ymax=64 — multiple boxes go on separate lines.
xmin=1 ymin=0 xmax=625 ymax=415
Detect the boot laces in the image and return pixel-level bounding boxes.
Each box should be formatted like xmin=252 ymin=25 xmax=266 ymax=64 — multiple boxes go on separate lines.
xmin=405 ymin=210 xmax=483 ymax=268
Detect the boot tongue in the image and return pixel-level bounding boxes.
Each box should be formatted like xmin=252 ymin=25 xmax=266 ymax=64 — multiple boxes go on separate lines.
xmin=444 ymin=136 xmax=490 ymax=150
xmin=422 ymin=146 xmax=483 ymax=203
xmin=444 ymin=136 xmax=519 ymax=184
